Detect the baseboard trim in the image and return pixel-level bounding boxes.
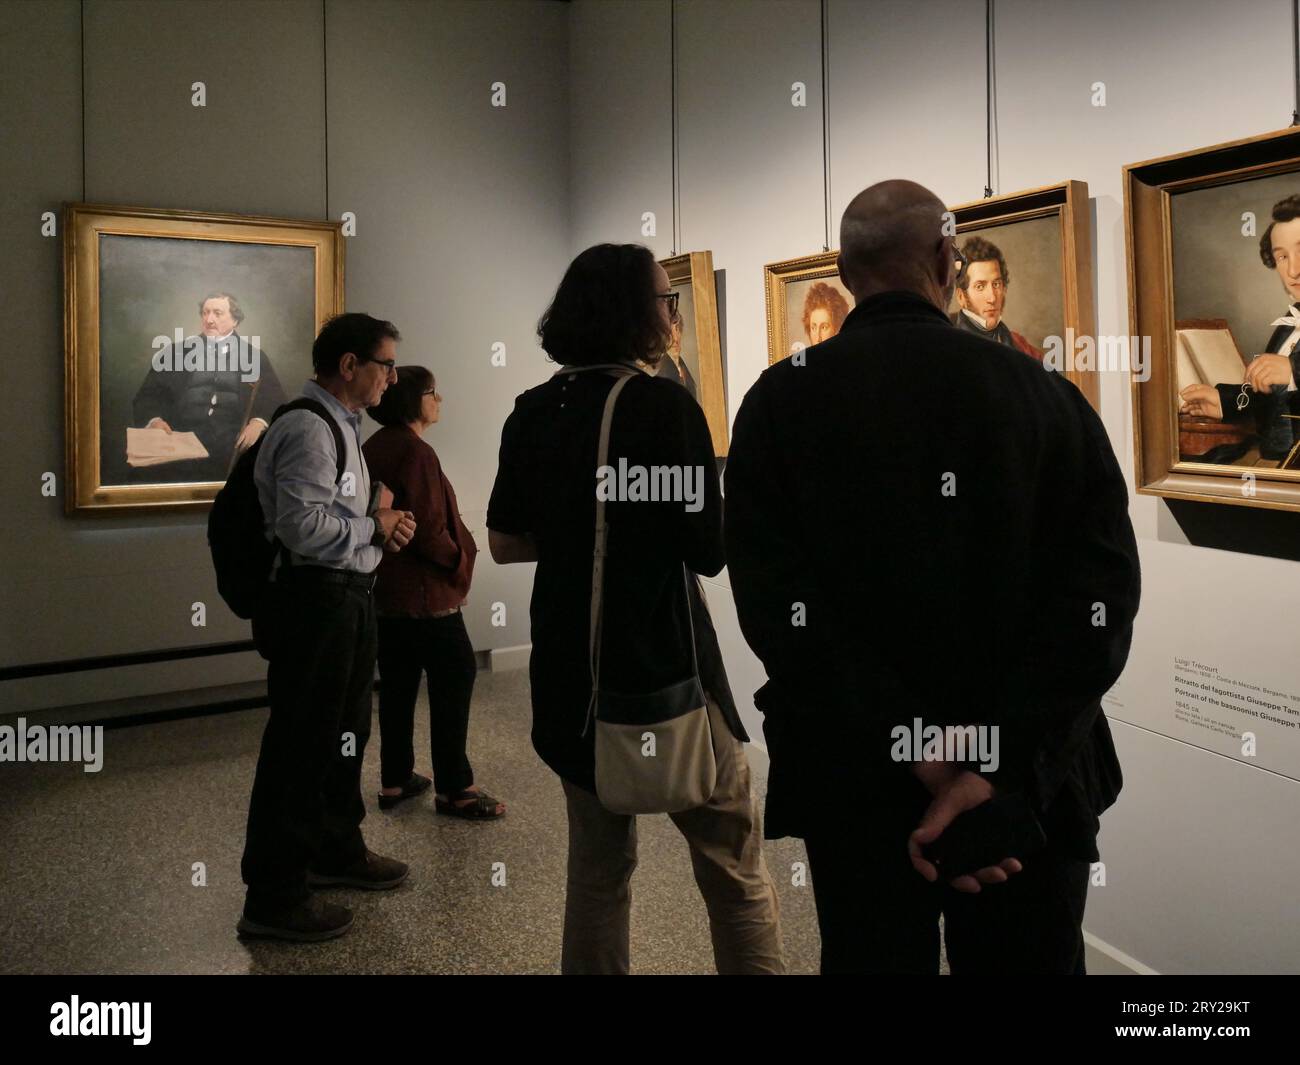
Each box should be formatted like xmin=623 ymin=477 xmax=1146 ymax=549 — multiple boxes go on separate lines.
xmin=488 ymin=645 xmax=531 ymax=672
xmin=1083 ymin=930 xmax=1159 ymax=975
xmin=0 ymin=640 xmax=258 ymax=682
xmin=6 ymin=647 xmax=518 ymax=729
xmin=3 ymin=680 xmax=270 ymax=731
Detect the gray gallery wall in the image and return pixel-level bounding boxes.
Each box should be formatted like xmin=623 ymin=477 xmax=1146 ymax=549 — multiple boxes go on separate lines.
xmin=568 ymin=0 xmax=1300 ymax=974
xmin=4 ymin=0 xmax=1299 ymax=975
xmin=0 ymin=0 xmax=564 ymax=713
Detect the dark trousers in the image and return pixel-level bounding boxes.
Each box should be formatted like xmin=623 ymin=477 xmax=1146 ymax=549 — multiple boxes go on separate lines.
xmin=804 ymin=778 xmax=1090 ymax=975
xmin=376 ymin=611 xmax=476 ymax=794
xmin=241 ymin=571 xmax=377 ymax=914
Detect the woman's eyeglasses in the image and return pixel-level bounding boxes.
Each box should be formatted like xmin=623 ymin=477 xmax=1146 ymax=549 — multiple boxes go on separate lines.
xmin=656 ymin=292 xmax=680 ymax=317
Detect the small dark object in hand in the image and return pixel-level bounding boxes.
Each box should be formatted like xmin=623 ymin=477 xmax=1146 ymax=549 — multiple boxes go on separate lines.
xmin=921 ymin=793 xmax=1046 ymax=879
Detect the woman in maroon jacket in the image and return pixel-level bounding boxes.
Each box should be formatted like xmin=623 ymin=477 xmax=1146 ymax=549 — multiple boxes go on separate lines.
xmin=364 ymin=366 xmax=505 ymax=819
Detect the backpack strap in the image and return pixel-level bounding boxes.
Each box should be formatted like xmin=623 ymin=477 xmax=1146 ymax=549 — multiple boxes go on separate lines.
xmin=269 ymin=397 xmax=347 ymax=485
xmin=259 ymin=398 xmax=350 ymax=574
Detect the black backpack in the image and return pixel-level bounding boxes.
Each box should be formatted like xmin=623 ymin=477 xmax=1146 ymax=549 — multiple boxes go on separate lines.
xmin=208 ymin=398 xmax=347 ymax=620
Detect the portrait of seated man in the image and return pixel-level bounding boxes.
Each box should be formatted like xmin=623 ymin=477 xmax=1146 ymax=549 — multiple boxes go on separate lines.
xmin=952 ymin=236 xmax=1044 ymax=361
xmin=129 ymin=291 xmax=287 ymax=482
xmin=1179 ymin=194 xmax=1300 ymax=462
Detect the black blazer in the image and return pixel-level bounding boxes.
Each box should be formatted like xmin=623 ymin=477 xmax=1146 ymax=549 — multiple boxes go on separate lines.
xmin=724 ymin=291 xmax=1140 ymax=855
xmin=129 ymin=335 xmax=287 ymax=481
xmin=1213 ymin=320 xmax=1299 ymax=460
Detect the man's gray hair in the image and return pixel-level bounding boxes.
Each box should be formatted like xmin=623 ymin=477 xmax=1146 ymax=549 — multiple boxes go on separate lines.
xmin=198 ymin=292 xmax=244 ymax=325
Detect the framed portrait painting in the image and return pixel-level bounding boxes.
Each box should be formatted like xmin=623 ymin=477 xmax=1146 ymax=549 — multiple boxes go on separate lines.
xmin=764 ymin=181 xmax=1096 ymax=411
xmin=64 ymin=202 xmax=344 ymax=514
xmin=1127 ymin=126 xmax=1300 ymax=512
xmin=948 ymin=180 xmax=1097 ymax=411
xmin=655 ymin=251 xmax=729 ymax=456
xmin=763 ymin=250 xmax=853 ymax=365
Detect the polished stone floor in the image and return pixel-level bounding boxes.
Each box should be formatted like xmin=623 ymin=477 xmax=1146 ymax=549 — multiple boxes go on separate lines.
xmin=0 ymin=668 xmax=829 ymax=974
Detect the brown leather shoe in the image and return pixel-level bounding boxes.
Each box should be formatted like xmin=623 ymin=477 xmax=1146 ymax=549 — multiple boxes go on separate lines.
xmin=307 ymin=849 xmax=409 ymax=890
xmin=237 ymin=897 xmax=354 ymax=942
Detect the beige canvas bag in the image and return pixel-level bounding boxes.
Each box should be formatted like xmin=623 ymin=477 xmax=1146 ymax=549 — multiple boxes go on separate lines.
xmin=581 ymin=366 xmax=717 ymax=814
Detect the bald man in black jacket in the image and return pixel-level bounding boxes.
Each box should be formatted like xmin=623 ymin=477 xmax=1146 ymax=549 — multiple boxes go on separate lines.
xmin=724 ymin=179 xmax=1139 ymax=975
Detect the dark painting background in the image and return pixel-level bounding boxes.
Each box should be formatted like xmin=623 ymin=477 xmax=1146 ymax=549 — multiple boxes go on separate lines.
xmin=96 ymin=234 xmax=316 ymax=486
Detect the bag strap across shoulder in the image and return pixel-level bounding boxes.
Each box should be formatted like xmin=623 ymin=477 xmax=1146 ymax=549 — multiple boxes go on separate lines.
xmin=583 ymin=366 xmax=700 ymax=737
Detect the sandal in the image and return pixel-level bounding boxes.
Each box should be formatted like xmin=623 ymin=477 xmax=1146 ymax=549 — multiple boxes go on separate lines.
xmin=378 ymin=773 xmax=432 ymax=810
xmin=435 ymin=787 xmax=506 ymax=820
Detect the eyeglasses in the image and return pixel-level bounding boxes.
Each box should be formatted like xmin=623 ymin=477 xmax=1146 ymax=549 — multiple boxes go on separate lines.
xmin=422 ymin=388 xmax=439 ymax=397
xmin=656 ymin=292 xmax=680 ymax=317
xmin=362 ymin=356 xmax=398 ymax=374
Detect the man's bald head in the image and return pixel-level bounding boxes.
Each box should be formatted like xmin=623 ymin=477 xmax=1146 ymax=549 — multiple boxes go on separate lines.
xmin=837 ymin=180 xmax=953 ymax=309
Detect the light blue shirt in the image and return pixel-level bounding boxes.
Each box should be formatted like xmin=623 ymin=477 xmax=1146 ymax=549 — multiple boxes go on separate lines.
xmin=254 ymin=379 xmax=382 ymax=573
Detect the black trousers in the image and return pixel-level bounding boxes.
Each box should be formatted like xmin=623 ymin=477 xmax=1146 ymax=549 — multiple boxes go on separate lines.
xmin=241 ymin=570 xmax=377 ymax=913
xmin=376 ymin=611 xmax=476 ymax=794
xmin=803 ymin=777 xmax=1090 ymax=975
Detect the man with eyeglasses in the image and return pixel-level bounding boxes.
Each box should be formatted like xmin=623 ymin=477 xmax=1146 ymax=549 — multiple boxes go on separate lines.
xmin=952 ymin=236 xmax=1044 ymax=361
xmin=239 ymin=313 xmax=417 ymax=943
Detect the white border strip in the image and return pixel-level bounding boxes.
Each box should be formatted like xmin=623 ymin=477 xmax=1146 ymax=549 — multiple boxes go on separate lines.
xmin=488 ymin=645 xmax=532 ymax=672
xmin=1084 ymin=930 xmax=1160 ymax=975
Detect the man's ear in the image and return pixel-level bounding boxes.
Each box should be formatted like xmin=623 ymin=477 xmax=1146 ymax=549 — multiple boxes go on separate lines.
xmin=836 ymin=252 xmax=853 ymax=293
xmin=339 ymin=351 xmax=357 ymax=379
xmin=936 ymin=238 xmax=955 ymax=292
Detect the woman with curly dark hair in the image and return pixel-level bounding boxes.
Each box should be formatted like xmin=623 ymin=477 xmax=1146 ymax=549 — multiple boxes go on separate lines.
xmin=487 ymin=243 xmax=783 ymax=974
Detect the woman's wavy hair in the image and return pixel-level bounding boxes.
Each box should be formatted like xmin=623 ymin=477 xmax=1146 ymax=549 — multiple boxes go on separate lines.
xmin=538 ymin=243 xmax=671 ymax=367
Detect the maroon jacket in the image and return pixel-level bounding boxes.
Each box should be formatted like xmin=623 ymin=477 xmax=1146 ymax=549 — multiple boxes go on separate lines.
xmin=362 ymin=424 xmax=477 ymax=617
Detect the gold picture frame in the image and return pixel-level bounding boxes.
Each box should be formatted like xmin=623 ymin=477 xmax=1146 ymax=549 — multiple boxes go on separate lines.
xmin=766 ymin=181 xmax=1097 ymax=411
xmin=659 ymin=251 xmax=728 ymax=457
xmin=64 ymin=202 xmax=344 ymax=515
xmin=950 ymin=180 xmax=1097 ymax=411
xmin=1126 ymin=126 xmax=1300 ymax=512
xmin=763 ymin=249 xmax=850 ymax=366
